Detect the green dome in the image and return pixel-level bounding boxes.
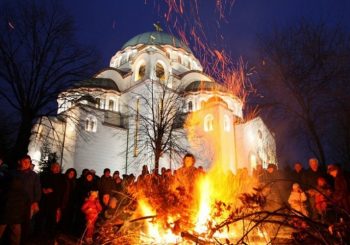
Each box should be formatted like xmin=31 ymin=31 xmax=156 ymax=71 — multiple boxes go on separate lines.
xmin=122 ymin=32 xmax=192 ymax=53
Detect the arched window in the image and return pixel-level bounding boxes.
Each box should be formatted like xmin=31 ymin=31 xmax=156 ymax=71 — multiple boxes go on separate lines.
xmin=138 ymin=65 xmax=146 ymax=79
xmin=99 ymin=99 xmax=105 ymax=110
xmin=85 ymin=116 xmax=97 ymax=132
xmin=135 ymin=61 xmax=146 ymax=81
xmin=155 ymin=62 xmax=165 ymax=81
xmin=109 ymin=100 xmax=115 ymax=111
xmin=177 ymin=55 xmax=182 ymax=64
xmin=224 ymin=115 xmax=231 ymax=132
xmin=204 ymin=114 xmax=214 ymax=132
xmin=188 ymin=101 xmax=193 ymax=111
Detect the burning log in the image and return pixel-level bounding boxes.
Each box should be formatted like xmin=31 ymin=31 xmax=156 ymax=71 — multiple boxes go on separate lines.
xmin=181 ymin=231 xmax=208 ymax=245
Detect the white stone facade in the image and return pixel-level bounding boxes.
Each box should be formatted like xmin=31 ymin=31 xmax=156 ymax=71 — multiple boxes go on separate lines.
xmin=28 ymin=32 xmax=276 ymax=175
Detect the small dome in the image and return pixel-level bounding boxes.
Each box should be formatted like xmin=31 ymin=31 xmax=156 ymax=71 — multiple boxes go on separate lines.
xmin=74 ymin=78 xmax=120 ymax=91
xmin=184 ymin=80 xmax=228 ymax=93
xmin=122 ymin=32 xmax=192 ymax=53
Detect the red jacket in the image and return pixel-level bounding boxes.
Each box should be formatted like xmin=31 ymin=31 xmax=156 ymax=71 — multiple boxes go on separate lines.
xmin=81 ymin=198 xmax=102 ymax=220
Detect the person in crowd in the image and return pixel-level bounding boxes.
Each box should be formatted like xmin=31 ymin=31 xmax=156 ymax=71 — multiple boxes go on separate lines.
xmin=308 ymin=176 xmax=332 ymax=222
xmin=98 ymin=168 xmax=115 ymax=208
xmin=103 ymin=197 xmax=118 ymax=220
xmin=197 ymin=166 xmax=205 ymax=176
xmin=0 ymin=176 xmax=30 ymax=245
xmin=327 ymin=164 xmax=350 ymax=213
xmin=112 ymin=170 xmax=123 ymax=200
xmin=175 ymin=153 xmax=199 ymax=194
xmin=76 ymin=169 xmax=90 ymax=192
xmin=81 ymin=190 xmax=102 ymax=244
xmin=75 ymin=171 xmax=98 ymax=235
xmin=290 ymin=162 xmax=306 ymax=187
xmin=90 ymin=169 xmax=100 ymax=183
xmin=304 ymin=158 xmax=325 ymax=219
xmin=305 ymin=158 xmax=324 ymax=188
xmin=60 ymin=168 xmax=77 ymax=233
xmin=161 ymin=167 xmax=166 ymax=177
xmin=263 ymin=164 xmax=284 ymax=211
xmin=252 ymin=163 xmax=268 ymax=184
xmin=288 ymin=183 xmax=308 ymax=216
xmin=113 ymin=170 xmax=123 ymax=192
xmin=37 ymin=162 xmax=66 ymax=238
xmin=162 ymin=169 xmax=175 ymax=189
xmin=15 ymin=155 xmax=41 ymax=243
xmin=137 ymin=165 xmax=150 ymax=183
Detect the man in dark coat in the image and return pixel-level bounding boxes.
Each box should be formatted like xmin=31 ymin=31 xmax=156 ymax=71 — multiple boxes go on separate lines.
xmin=304 ymin=158 xmax=325 ymax=189
xmin=37 ymin=162 xmax=66 ymax=238
xmin=0 ymin=176 xmax=30 ymax=245
xmin=304 ymin=158 xmax=325 ymax=219
xmin=327 ymin=164 xmax=350 ymax=213
xmin=263 ymin=164 xmax=284 ymax=211
xmin=98 ymin=168 xmax=115 ymax=206
xmin=290 ymin=162 xmax=307 ymax=187
xmin=15 ymin=155 xmax=41 ymax=243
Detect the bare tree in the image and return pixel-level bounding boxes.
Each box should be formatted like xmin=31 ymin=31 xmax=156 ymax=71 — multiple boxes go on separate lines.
xmin=0 ymin=0 xmax=98 ymax=161
xmin=126 ymin=79 xmax=187 ymax=174
xmin=256 ymin=19 xmax=350 ymax=165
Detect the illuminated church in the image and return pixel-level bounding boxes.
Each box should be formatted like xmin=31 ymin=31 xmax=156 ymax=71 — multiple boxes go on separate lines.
xmin=28 ymin=32 xmax=276 ymax=175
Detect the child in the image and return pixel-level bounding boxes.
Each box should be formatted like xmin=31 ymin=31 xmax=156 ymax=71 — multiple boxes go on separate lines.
xmin=313 ymin=177 xmax=331 ymax=221
xmin=288 ymin=183 xmax=308 ymax=216
xmin=81 ymin=190 xmax=102 ymax=244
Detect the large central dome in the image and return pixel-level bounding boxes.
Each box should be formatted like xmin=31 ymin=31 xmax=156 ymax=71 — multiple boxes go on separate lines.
xmin=121 ymin=32 xmax=192 ymax=53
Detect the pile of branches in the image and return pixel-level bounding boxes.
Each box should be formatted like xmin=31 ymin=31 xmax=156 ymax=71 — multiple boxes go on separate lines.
xmin=94 ymin=176 xmax=350 ymax=245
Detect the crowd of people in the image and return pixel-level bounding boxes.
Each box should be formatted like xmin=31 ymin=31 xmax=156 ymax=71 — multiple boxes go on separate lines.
xmin=253 ymin=158 xmax=350 ymax=223
xmin=0 ymin=154 xmax=349 ymax=244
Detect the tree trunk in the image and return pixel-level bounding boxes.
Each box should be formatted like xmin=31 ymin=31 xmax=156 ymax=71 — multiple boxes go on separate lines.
xmin=12 ymin=111 xmax=35 ymax=165
xmin=154 ymin=152 xmax=160 ymax=175
xmin=307 ymin=121 xmax=326 ymax=166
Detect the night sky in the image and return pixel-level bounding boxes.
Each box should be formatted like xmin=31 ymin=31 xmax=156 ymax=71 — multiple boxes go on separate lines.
xmin=59 ymin=0 xmax=350 ymax=166
xmin=61 ymin=0 xmax=350 ymax=67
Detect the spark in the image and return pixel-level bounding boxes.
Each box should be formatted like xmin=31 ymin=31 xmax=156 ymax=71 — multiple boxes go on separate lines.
xmin=8 ymin=21 xmax=15 ymax=29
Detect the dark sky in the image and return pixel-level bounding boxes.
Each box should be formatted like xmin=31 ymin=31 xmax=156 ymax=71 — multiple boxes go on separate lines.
xmin=61 ymin=0 xmax=350 ymax=67
xmin=60 ymin=0 xmax=350 ymax=166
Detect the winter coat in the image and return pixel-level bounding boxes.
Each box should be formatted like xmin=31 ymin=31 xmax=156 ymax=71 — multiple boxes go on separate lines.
xmin=81 ymin=199 xmax=102 ymax=221
xmin=314 ymin=185 xmax=331 ymax=214
xmin=290 ymin=170 xmax=307 ymax=188
xmin=304 ymin=169 xmax=324 ymax=190
xmin=14 ymin=169 xmax=41 ymax=204
xmin=333 ymin=172 xmax=350 ymax=212
xmin=40 ymin=172 xmax=66 ymax=210
xmin=0 ymin=177 xmax=31 ymax=224
xmin=62 ymin=177 xmax=76 ymax=210
xmin=288 ymin=190 xmax=308 ymax=216
xmin=98 ymin=176 xmax=115 ymax=196
xmin=76 ymin=179 xmax=98 ymax=206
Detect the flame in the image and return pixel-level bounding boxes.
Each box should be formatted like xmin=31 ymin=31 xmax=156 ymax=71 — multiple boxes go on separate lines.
xmin=139 ymin=199 xmax=181 ymax=244
xmin=194 ymin=177 xmax=211 ymax=233
xmin=135 ymin=98 xmax=259 ymax=243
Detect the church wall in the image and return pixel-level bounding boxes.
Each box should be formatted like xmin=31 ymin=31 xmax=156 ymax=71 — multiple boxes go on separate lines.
xmin=28 ymin=32 xmax=276 ymax=177
xmin=73 ymin=110 xmax=127 ymax=176
xmin=235 ymin=117 xmax=277 ymax=173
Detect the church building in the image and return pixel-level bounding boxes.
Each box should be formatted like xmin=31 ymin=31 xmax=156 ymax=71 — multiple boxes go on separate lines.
xmin=28 ymin=32 xmax=276 ymax=175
